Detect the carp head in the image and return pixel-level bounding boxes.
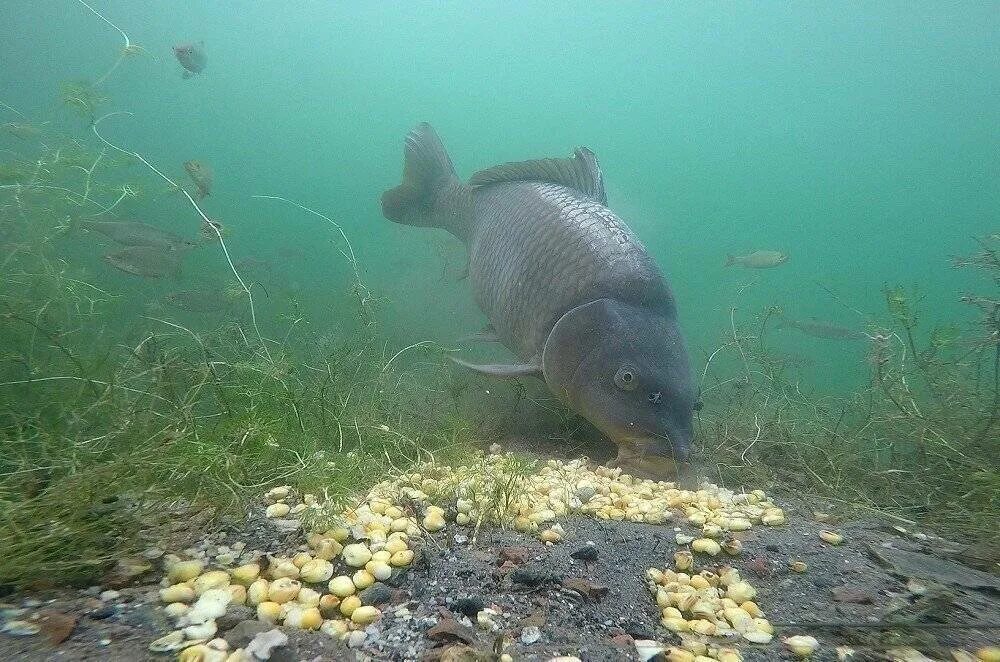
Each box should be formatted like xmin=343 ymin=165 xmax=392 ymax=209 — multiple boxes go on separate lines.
xmin=542 ymin=298 xmax=697 ymax=479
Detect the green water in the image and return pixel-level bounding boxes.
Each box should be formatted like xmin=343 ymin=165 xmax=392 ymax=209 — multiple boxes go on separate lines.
xmin=2 ymin=1 xmax=998 ymax=401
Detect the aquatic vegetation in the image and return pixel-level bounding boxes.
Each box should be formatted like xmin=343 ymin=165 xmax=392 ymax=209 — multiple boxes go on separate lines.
xmin=699 ymin=236 xmax=1000 ymax=558
xmin=0 ymin=94 xmax=474 ymax=590
xmin=59 ymin=81 xmax=107 ymax=123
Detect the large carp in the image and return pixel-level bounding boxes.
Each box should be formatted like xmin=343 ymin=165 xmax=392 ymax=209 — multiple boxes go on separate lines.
xmin=381 ymin=123 xmax=697 ymax=476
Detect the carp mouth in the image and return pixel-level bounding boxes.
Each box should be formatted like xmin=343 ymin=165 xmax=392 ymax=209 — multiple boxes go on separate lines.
xmin=606 ymin=431 xmax=691 ymax=482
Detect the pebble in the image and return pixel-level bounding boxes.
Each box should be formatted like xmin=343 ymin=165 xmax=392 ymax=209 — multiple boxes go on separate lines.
xmin=347 ymin=630 xmax=367 ymax=648
xmin=90 ymin=606 xmax=115 ymax=620
xmin=570 ymin=542 xmax=599 ymax=561
xmin=143 ymin=547 xmax=165 ymax=560
xmin=22 ymin=598 xmax=42 ymax=608
xmin=521 ymin=625 xmax=542 ymax=645
xmin=452 ymin=596 xmax=485 ymax=617
xmin=1 ymin=620 xmax=41 ymax=636
xmin=216 ymin=606 xmax=255 ymax=632
xmin=99 ymin=590 xmax=121 ymax=602
xmin=359 ymin=583 xmax=393 ymax=607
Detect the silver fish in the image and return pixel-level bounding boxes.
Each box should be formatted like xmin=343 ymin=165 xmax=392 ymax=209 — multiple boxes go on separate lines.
xmin=81 ymin=220 xmax=197 ymax=251
xmin=779 ymin=317 xmax=866 ymax=340
xmin=184 ymin=160 xmax=213 ymax=200
xmin=725 ymin=250 xmax=788 ymax=268
xmin=381 ymin=123 xmax=696 ymax=477
xmin=104 ymin=245 xmax=182 ymax=279
xmin=163 ymin=289 xmax=234 ymax=313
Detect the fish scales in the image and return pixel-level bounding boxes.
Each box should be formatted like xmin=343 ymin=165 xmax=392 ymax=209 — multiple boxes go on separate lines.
xmin=381 ymin=123 xmax=697 ymax=476
xmin=470 ymin=182 xmax=666 ymax=359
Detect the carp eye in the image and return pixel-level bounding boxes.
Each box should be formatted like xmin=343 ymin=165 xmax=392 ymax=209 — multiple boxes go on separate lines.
xmin=613 ymin=366 xmax=637 ymax=391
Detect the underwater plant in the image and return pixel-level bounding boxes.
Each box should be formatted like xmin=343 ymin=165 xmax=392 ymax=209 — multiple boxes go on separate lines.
xmin=697 ymin=240 xmax=1000 ymax=560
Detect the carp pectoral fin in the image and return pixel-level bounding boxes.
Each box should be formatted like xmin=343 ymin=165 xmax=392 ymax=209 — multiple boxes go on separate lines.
xmin=449 ymin=356 xmax=542 ymax=379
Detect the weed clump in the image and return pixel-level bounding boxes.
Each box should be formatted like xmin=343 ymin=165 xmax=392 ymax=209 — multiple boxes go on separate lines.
xmin=697 ymin=233 xmax=1000 ymax=561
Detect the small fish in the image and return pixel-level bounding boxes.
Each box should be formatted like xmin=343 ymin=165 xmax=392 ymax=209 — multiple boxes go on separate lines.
xmin=172 ymin=41 xmax=206 ymax=78
xmin=163 ymin=289 xmax=234 ymax=313
xmin=276 ymin=246 xmax=306 ymax=260
xmin=184 ymin=160 xmax=213 ymax=200
xmin=725 ymin=250 xmax=789 ymax=269
xmin=104 ymin=245 xmax=182 ymax=279
xmin=779 ymin=317 xmax=866 ymax=340
xmin=81 ymin=220 xmax=197 ymax=251
xmin=2 ymin=122 xmax=45 ymax=139
xmin=234 ymin=257 xmax=272 ymax=272
xmin=200 ymin=217 xmax=223 ymax=241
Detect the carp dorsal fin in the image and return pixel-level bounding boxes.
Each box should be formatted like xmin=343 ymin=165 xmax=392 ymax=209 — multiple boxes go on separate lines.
xmin=469 ymin=147 xmax=607 ymax=204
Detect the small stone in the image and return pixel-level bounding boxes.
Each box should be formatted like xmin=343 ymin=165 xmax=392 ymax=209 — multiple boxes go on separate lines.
xmin=22 ymin=598 xmax=42 ymax=608
xmin=1 ymin=620 xmax=41 ymax=636
xmin=511 ymin=565 xmax=557 ymax=587
xmin=216 ymin=606 xmax=255 ymax=632
xmin=360 ymin=583 xmax=392 ymax=607
xmin=143 ymin=548 xmax=165 ymax=560
xmin=347 ymin=630 xmax=367 ymax=648
xmin=520 ymin=626 xmax=541 ymax=645
xmin=90 ymin=606 xmax=115 ymax=620
xmin=570 ymin=543 xmax=599 ymax=561
xmin=452 ymin=596 xmax=485 ymax=618
xmin=99 ymin=590 xmax=121 ymax=602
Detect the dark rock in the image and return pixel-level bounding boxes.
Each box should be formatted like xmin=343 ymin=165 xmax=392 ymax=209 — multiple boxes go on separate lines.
xmin=511 ymin=564 xmax=559 ymax=587
xmin=217 ymin=606 xmax=255 ymax=632
xmin=225 ymin=619 xmax=273 ymax=648
xmin=452 ymin=596 xmax=484 ymax=618
xmin=570 ymin=543 xmax=599 ymax=561
xmin=385 ymin=568 xmax=411 ymax=587
xmin=88 ymin=606 xmax=115 ymax=620
xmin=360 ymin=583 xmax=393 ymax=607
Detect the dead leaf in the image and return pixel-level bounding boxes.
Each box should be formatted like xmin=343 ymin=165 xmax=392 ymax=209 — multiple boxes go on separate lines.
xmin=38 ymin=610 xmax=76 ymax=644
xmin=561 ymin=577 xmax=609 ymax=600
xmin=427 ymin=618 xmax=477 ymax=645
xmin=831 ymin=585 xmax=874 ymax=604
xmin=498 ymin=546 xmax=531 ymax=566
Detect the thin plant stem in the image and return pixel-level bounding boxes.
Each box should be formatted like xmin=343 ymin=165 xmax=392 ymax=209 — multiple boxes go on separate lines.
xmin=90 ymin=112 xmax=273 ymax=363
